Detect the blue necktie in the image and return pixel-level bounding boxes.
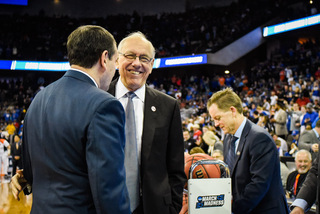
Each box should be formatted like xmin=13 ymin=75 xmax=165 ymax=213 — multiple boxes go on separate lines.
xmin=124 ymin=92 xmax=140 ymax=212
xmin=226 ymin=135 xmax=238 ymax=173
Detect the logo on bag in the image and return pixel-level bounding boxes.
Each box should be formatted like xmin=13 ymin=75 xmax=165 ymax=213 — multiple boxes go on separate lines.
xmin=195 ymin=194 xmax=225 ymax=209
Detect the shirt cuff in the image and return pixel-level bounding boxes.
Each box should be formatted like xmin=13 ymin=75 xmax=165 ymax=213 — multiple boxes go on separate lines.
xmin=290 ymin=198 xmax=308 ymax=211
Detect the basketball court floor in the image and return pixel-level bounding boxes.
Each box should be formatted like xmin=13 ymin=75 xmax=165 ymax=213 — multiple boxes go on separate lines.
xmin=0 ymin=176 xmax=32 ymax=214
xmin=1 ymin=155 xmax=32 ymax=214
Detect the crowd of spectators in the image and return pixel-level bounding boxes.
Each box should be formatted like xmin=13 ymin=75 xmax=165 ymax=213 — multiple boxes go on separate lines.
xmin=2 ymin=35 xmax=320 ymax=147
xmin=0 ymin=0 xmax=317 ymax=61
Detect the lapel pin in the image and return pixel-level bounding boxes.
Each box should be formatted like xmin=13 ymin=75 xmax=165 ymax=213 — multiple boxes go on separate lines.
xmin=151 ymin=106 xmax=156 ymax=112
xmin=236 ymin=151 xmax=240 ymax=156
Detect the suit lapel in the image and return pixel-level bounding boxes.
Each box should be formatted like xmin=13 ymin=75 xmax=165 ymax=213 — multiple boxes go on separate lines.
xmin=141 ymin=86 xmax=159 ymax=164
xmin=232 ymin=120 xmax=251 ymax=176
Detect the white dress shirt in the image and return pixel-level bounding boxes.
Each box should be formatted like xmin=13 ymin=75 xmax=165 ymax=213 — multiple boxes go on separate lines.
xmin=70 ymin=68 xmax=98 ymax=88
xmin=115 ymin=79 xmax=145 ymax=164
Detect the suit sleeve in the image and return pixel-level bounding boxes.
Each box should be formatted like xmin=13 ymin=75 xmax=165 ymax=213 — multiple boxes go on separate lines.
xmin=167 ymin=100 xmax=187 ymax=213
xmin=21 ymin=114 xmax=33 ymax=195
xmin=298 ymin=132 xmax=313 ymax=151
xmin=86 ymin=98 xmax=130 ymax=214
xmin=296 ymin=154 xmax=318 ymax=208
xmin=233 ymin=133 xmax=279 ymax=213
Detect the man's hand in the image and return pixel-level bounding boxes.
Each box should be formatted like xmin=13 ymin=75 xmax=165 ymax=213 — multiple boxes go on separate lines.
xmin=311 ymin=143 xmax=319 ymax=153
xmin=11 ymin=170 xmax=27 ymax=201
xmin=290 ymin=206 xmax=305 ymax=214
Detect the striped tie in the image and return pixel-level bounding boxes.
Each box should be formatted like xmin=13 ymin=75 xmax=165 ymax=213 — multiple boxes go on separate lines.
xmin=124 ymin=92 xmax=140 ymax=212
xmin=225 ymin=135 xmax=238 ymax=173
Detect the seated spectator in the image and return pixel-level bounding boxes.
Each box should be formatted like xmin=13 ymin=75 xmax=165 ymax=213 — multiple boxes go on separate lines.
xmin=192 ymin=124 xmax=202 ymax=140
xmin=249 ymin=110 xmax=259 ymax=124
xmin=311 ymin=80 xmax=320 ymax=101
xmin=183 ymin=129 xmax=197 ymax=154
xmin=256 ymin=106 xmax=270 ymax=116
xmin=257 ymin=113 xmax=274 ymax=132
xmin=301 ymin=103 xmax=318 ymax=128
xmin=287 ymin=130 xmax=300 ymax=157
xmin=202 ymin=127 xmax=223 ymax=155
xmin=270 ymin=90 xmax=278 ymax=106
xmin=194 ymin=135 xmax=209 ymax=154
xmin=271 ymin=131 xmax=288 ymax=156
xmin=262 ymin=97 xmax=271 ymax=111
xmin=296 ymin=91 xmax=310 ymax=107
xmin=3 ymin=110 xmax=12 ymax=123
xmin=275 ymin=139 xmax=284 ymax=156
xmin=190 ymin=146 xmax=205 ymax=155
xmin=180 ymin=103 xmax=194 ymax=121
xmin=249 ymin=103 xmax=257 ymax=118
xmin=211 ymin=149 xmax=224 ymax=161
xmin=286 ymin=149 xmax=312 ymax=199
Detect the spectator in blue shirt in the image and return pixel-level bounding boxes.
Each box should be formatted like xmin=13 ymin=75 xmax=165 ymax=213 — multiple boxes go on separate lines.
xmin=301 ymin=103 xmax=318 ymax=127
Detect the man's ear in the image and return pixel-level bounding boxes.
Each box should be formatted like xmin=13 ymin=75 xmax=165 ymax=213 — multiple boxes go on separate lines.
xmin=149 ymin=58 xmax=155 ymax=74
xmin=230 ymin=106 xmax=237 ymax=116
xmin=116 ymin=57 xmax=119 ymax=69
xmin=101 ymin=50 xmax=109 ymax=68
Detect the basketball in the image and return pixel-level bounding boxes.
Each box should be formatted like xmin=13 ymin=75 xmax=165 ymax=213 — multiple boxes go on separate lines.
xmin=184 ymin=153 xmax=221 ymax=180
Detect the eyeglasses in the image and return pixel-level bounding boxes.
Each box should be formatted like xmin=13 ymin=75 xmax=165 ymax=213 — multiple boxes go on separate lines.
xmin=119 ymin=52 xmax=153 ymax=63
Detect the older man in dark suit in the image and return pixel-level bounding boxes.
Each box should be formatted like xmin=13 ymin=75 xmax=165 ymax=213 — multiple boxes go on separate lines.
xmin=290 ymin=152 xmax=320 ymax=213
xmin=13 ymin=25 xmax=130 ymax=213
xmin=108 ymin=32 xmax=186 ymax=214
xmin=207 ymin=88 xmax=289 ymax=214
xmin=290 ymin=123 xmax=320 ymax=213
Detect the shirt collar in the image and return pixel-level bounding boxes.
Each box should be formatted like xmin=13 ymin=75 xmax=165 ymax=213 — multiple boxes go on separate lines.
xmin=70 ymin=68 xmax=98 ymax=88
xmin=234 ymin=117 xmax=247 ymax=139
xmin=115 ymin=78 xmax=145 ymax=102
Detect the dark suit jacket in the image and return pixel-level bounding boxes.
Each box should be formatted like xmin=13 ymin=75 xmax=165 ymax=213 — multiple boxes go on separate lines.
xmin=22 ymin=70 xmax=130 ymax=214
xmin=223 ymin=119 xmax=289 ymax=214
xmin=109 ymin=79 xmax=186 ymax=214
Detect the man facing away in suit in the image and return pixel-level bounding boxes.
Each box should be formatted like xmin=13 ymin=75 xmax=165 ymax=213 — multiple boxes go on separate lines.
xmin=107 ymin=31 xmax=186 ymax=214
xmin=11 ymin=25 xmax=130 ymax=214
xmin=207 ymin=87 xmax=289 ymax=214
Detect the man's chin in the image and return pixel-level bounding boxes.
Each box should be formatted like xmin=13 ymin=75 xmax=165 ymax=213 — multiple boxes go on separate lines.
xmin=298 ymin=169 xmax=308 ymax=174
xmin=221 ymin=128 xmax=229 ymax=134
